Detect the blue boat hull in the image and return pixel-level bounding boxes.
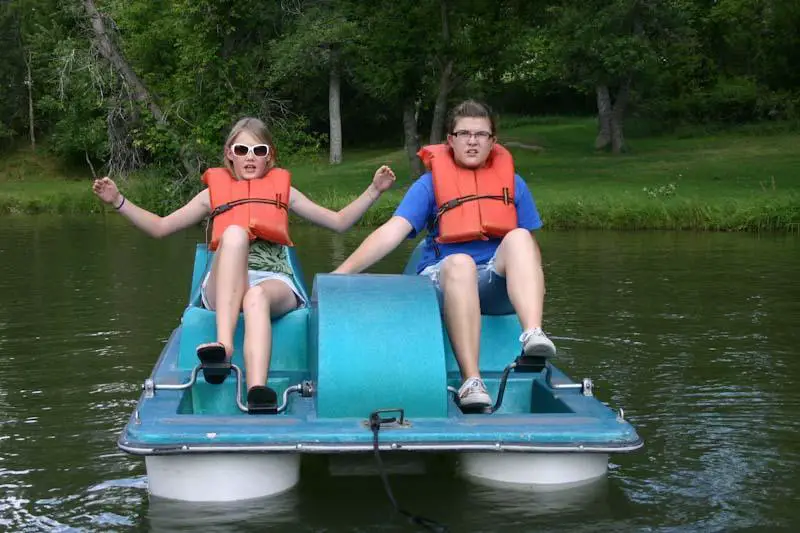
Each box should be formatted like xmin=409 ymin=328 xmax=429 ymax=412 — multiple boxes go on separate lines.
xmin=118 ymin=244 xmax=642 ymax=501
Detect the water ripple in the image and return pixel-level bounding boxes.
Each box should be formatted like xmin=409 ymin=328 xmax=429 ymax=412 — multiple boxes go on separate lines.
xmin=1 ymin=223 xmax=799 ymax=530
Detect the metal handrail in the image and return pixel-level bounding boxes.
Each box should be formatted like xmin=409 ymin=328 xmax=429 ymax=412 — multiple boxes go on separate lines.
xmin=446 ymin=359 xmax=595 ymax=414
xmin=142 ymin=365 xmax=315 ymax=414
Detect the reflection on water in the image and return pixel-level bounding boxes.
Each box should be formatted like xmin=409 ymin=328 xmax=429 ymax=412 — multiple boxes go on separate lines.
xmin=465 ymin=475 xmax=613 ymax=516
xmin=145 ymin=470 xmax=619 ymax=533
xmin=146 ymin=491 xmax=300 ymax=533
xmin=1 ymin=216 xmax=799 ymax=531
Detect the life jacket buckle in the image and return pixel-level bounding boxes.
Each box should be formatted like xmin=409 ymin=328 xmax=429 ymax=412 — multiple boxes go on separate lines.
xmin=443 ymin=199 xmax=461 ymax=211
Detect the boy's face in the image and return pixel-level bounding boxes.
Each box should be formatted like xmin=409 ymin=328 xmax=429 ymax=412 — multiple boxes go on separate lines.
xmin=226 ymin=131 xmax=271 ymax=180
xmin=446 ymin=117 xmax=495 ymax=169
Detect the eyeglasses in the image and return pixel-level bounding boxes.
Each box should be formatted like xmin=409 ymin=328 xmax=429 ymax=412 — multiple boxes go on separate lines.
xmin=231 ymin=143 xmax=270 ymax=158
xmin=450 ymin=130 xmax=494 ymax=142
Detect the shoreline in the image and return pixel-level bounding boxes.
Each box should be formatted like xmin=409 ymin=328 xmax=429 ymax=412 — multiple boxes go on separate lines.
xmin=3 ymin=118 xmax=798 ymax=232
xmin=2 ymin=190 xmax=797 ymax=233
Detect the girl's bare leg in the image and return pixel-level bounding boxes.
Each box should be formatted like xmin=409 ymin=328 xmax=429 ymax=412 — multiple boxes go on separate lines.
xmin=241 ymin=280 xmax=298 ymax=391
xmin=202 ymin=225 xmax=250 ymax=358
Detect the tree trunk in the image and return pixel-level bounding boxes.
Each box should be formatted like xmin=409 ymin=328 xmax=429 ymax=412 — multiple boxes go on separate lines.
xmin=83 ymin=0 xmax=165 ymax=124
xmin=328 ymin=47 xmax=342 ymax=165
xmin=24 ymin=50 xmax=35 ymax=149
xmin=429 ymin=0 xmax=452 ymax=145
xmin=595 ymin=85 xmax=612 ymax=151
xmin=610 ymin=79 xmax=630 ymax=154
xmin=403 ymin=99 xmax=423 ymax=178
xmin=430 ymin=60 xmax=452 ymax=144
xmin=83 ymin=0 xmax=200 ymax=177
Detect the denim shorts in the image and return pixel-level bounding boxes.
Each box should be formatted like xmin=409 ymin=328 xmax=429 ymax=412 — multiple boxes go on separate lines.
xmin=419 ymin=253 xmax=513 ymax=315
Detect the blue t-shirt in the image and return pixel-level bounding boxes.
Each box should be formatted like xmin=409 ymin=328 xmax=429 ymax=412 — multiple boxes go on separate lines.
xmin=394 ymin=172 xmax=543 ymax=273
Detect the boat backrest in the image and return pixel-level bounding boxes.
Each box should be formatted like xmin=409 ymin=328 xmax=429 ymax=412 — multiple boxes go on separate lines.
xmin=402 ymin=239 xmax=426 ymax=276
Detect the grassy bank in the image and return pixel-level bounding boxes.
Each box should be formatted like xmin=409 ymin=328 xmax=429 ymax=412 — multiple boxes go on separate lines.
xmin=1 ymin=118 xmax=798 ymax=231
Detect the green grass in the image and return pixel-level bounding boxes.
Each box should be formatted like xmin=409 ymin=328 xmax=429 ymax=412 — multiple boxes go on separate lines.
xmin=2 ymin=117 xmax=799 ymax=231
xmin=0 ymin=148 xmax=99 ymax=214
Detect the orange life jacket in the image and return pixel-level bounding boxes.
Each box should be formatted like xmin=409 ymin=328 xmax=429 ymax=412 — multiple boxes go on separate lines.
xmin=418 ymin=143 xmax=517 ymax=244
xmin=202 ymin=167 xmax=293 ymax=250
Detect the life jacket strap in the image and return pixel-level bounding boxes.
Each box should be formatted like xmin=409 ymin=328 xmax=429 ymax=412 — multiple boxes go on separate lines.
xmin=426 ymin=191 xmax=515 ymax=259
xmin=429 ymin=192 xmax=515 ymax=232
xmin=209 ymin=197 xmax=289 ymax=220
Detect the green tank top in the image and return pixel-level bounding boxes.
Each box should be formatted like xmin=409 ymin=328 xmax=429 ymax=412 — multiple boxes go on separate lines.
xmin=247 ymin=240 xmax=294 ymax=277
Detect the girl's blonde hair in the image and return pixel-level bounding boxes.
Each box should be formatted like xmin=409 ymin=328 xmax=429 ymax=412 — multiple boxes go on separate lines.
xmin=222 ymin=117 xmax=278 ymax=178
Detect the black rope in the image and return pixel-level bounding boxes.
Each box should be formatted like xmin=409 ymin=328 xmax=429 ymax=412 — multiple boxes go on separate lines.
xmin=489 ymin=362 xmax=515 ymax=413
xmin=369 ymin=413 xmax=448 ymax=532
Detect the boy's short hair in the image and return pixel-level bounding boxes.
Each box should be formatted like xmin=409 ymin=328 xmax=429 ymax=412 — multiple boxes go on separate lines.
xmin=447 ymin=100 xmax=497 ymax=135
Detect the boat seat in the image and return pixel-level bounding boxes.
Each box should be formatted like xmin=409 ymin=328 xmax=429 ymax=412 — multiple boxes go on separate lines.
xmin=177 ymin=306 xmax=309 ymax=372
xmin=176 ymin=244 xmax=310 ymax=372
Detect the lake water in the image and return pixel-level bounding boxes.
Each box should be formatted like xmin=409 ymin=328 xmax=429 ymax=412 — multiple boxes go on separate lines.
xmin=1 ymin=216 xmax=798 ymax=531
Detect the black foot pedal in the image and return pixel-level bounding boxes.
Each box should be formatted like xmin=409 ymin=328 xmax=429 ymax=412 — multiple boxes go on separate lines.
xmin=458 ymin=403 xmax=492 ymax=414
xmin=197 ymin=343 xmax=231 ymax=384
xmin=514 ymin=353 xmax=548 ymax=373
xmin=247 ymin=386 xmax=278 ymax=415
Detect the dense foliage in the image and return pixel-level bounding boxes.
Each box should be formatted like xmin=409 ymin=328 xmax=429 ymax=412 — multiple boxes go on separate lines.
xmin=1 ymin=0 xmax=798 ymax=176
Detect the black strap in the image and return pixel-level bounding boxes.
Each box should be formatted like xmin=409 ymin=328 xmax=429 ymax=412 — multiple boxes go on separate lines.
xmin=427 ymin=189 xmax=514 ymax=258
xmin=209 ymin=197 xmax=288 ymax=220
xmin=434 ymin=190 xmax=512 ymax=222
xmin=369 ymin=412 xmax=448 ymax=532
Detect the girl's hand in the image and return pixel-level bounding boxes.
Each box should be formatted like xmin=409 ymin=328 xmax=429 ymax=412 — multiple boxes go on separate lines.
xmin=371 ymin=165 xmax=396 ymax=194
xmin=92 ymin=177 xmax=121 ymax=206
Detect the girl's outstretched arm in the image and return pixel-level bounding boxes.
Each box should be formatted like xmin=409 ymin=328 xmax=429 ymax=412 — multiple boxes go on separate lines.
xmin=289 ymin=165 xmax=396 ymax=233
xmin=92 ymin=177 xmax=210 ymax=238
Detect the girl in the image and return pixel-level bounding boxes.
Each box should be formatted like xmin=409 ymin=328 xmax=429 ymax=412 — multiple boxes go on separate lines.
xmin=93 ymin=117 xmax=395 ymax=411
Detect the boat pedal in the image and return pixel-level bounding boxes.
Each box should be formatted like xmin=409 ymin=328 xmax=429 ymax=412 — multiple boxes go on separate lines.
xmin=514 ymin=353 xmax=548 ymax=373
xmin=457 ymin=403 xmax=492 ymax=415
xmin=196 ymin=343 xmax=231 ymax=385
xmin=247 ymin=386 xmax=278 ymax=415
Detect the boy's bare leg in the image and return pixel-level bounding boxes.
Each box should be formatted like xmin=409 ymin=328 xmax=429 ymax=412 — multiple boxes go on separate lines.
xmin=439 ymin=254 xmax=482 ymax=380
xmin=493 ymin=228 xmax=544 ymax=330
xmin=493 ymin=228 xmax=555 ymax=356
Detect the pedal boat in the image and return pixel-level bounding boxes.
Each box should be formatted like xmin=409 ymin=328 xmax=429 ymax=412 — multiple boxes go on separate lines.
xmin=118 ymin=244 xmax=643 ymax=502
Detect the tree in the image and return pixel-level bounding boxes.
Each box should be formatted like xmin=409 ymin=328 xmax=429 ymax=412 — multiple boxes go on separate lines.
xmin=0 ymin=2 xmax=25 ymax=145
xmin=428 ymin=1 xmax=540 ymax=143
xmin=344 ymin=1 xmax=445 ymax=177
xmin=429 ymin=0 xmax=452 ymax=144
xmin=537 ymin=0 xmax=698 ymax=153
xmin=267 ymin=2 xmax=357 ymax=165
xmin=0 ymin=0 xmax=57 ymax=148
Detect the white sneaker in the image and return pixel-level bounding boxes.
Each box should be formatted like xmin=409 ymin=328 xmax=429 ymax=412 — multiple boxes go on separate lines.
xmin=520 ymin=328 xmax=557 ymax=358
xmin=458 ymin=377 xmax=492 ymax=408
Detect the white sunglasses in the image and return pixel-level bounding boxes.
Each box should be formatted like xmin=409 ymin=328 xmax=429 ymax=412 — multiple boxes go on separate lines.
xmin=231 ymin=143 xmax=270 ymax=158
